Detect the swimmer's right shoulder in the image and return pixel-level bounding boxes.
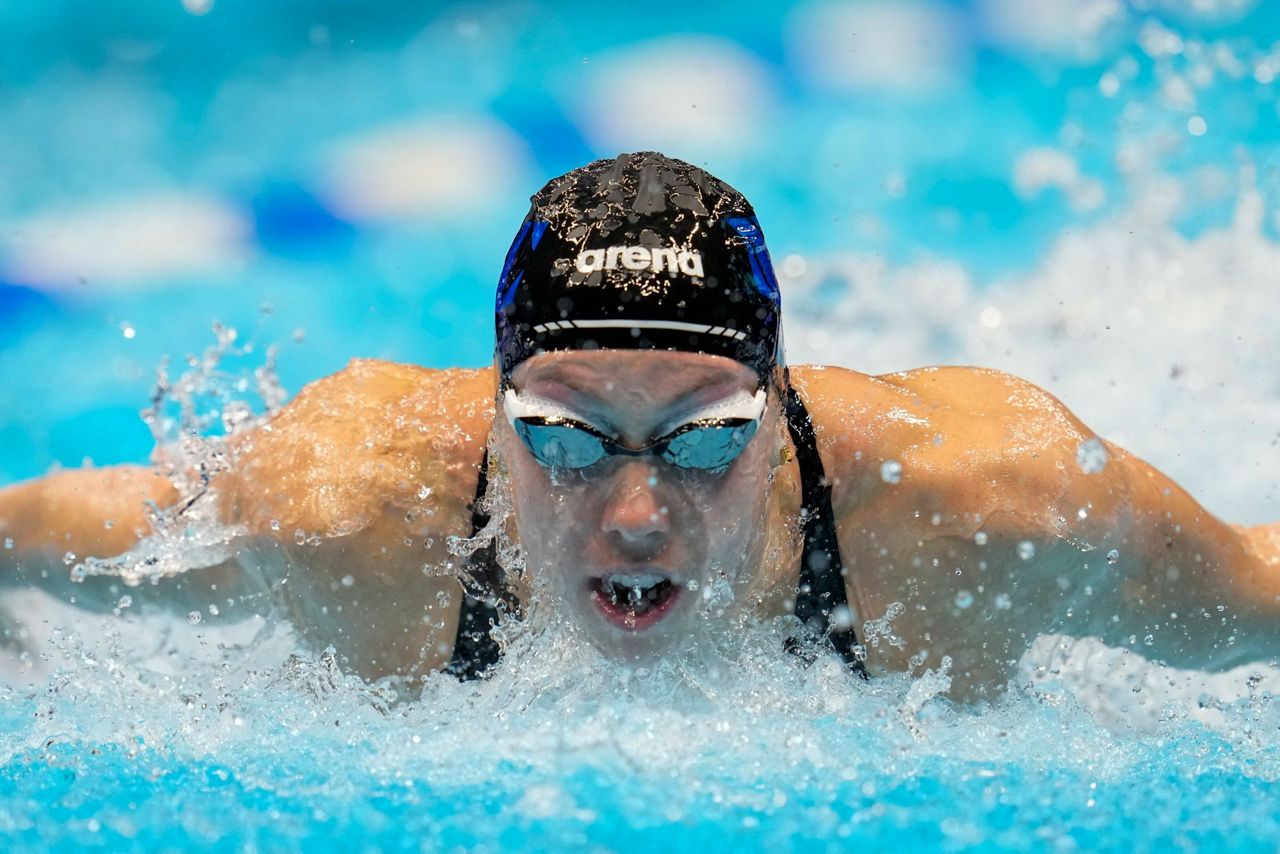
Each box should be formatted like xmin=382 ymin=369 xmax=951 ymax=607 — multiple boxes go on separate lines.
xmin=300 ymin=358 xmax=492 ymax=408
xmin=222 ymin=360 xmax=496 ymax=539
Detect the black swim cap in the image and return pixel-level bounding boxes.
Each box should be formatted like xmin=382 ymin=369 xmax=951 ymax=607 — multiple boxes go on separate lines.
xmin=494 ymin=152 xmax=783 ymax=385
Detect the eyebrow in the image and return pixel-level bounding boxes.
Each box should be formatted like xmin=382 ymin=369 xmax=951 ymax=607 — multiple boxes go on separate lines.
xmin=526 ymin=362 xmax=748 ymax=401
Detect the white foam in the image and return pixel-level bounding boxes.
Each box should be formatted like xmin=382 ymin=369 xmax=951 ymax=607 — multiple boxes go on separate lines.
xmin=320 ymin=114 xmax=532 ymax=222
xmin=787 ymin=1 xmax=971 ymax=94
xmin=1012 ymin=147 xmax=1106 ymax=212
xmin=784 ymin=167 xmax=1280 ymax=524
xmin=978 ymin=0 xmax=1128 ymax=62
xmin=3 ymin=193 xmax=250 ymax=290
xmin=568 ymin=36 xmax=775 ymax=160
xmin=1020 ymin=633 xmax=1280 ymax=733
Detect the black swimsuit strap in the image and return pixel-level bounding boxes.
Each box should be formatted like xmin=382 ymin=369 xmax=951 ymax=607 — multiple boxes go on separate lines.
xmin=445 ymin=449 xmax=510 ymax=680
xmin=782 ymin=382 xmax=867 ymax=677
xmin=448 ymin=384 xmax=866 ymax=679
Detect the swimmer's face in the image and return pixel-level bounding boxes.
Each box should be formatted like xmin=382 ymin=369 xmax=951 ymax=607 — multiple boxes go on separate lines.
xmin=496 ymin=350 xmax=782 ymax=661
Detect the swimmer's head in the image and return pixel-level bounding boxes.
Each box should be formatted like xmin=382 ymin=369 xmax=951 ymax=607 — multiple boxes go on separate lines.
xmin=490 ymin=154 xmax=796 ymax=661
xmin=494 ymin=152 xmax=784 ymax=387
xmin=497 ymin=348 xmax=793 ymax=661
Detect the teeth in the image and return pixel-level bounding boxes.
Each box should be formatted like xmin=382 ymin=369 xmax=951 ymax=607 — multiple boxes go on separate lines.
xmin=603 ymin=572 xmax=666 ymax=589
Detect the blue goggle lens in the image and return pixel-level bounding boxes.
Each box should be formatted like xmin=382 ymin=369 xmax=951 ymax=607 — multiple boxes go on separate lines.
xmin=513 ymin=418 xmax=759 ymax=472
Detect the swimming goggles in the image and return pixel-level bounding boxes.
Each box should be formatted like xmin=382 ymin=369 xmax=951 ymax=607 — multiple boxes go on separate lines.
xmin=503 ymin=387 xmax=767 ymax=471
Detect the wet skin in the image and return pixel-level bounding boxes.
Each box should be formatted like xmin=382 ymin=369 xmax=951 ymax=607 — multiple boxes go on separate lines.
xmin=495 ymin=352 xmax=786 ymax=662
xmin=2 ymin=353 xmax=1278 ymax=699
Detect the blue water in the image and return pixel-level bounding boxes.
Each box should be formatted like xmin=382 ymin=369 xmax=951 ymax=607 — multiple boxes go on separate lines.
xmin=3 ymin=613 xmax=1280 ymax=852
xmin=2 ymin=1 xmax=1279 ymax=850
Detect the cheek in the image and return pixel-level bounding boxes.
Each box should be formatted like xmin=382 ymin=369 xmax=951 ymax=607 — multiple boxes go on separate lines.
xmin=689 ymin=449 xmax=774 ymax=545
xmin=506 ymin=454 xmax=594 ymax=554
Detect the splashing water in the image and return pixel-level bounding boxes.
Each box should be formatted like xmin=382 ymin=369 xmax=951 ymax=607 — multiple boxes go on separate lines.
xmin=2 ymin=601 xmax=1280 ymax=850
xmin=70 ymin=324 xmax=282 ymax=587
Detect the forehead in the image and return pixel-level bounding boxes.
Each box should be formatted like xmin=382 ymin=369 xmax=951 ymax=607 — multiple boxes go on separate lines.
xmin=512 ymin=350 xmax=758 ymax=410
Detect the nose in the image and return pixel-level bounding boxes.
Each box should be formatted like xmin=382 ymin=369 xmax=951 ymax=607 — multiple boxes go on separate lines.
xmin=600 ymin=461 xmax=670 ymax=554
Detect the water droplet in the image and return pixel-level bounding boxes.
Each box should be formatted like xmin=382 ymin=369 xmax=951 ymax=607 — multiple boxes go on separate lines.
xmin=208 ymin=604 xmax=220 ymax=617
xmin=1076 ymin=438 xmax=1108 ymax=474
xmin=62 ymin=551 xmax=76 ymax=566
xmin=1077 ymin=507 xmax=1088 ymax=520
xmin=120 ymin=322 xmax=136 ymax=340
xmin=269 ymin=519 xmax=281 ymax=532
xmin=1017 ymin=541 xmax=1037 ymax=561
xmin=880 ymin=460 xmax=903 ymax=484
xmin=954 ymin=590 xmax=974 ymax=609
xmin=116 ymin=595 xmax=132 ymax=610
xmin=994 ymin=593 xmax=1012 ymax=610
xmin=435 ymin=590 xmax=452 ymax=607
xmin=973 ymin=531 xmax=988 ymax=546
xmin=1107 ymin=549 xmax=1120 ymax=565
xmin=830 ymin=605 xmax=854 ymax=630
xmin=930 ymin=513 xmax=942 ymax=526
xmin=341 ymin=575 xmax=355 ymax=588
xmin=187 ymin=611 xmax=202 ymax=625
xmin=294 ymin=529 xmax=307 ymax=545
xmin=3 ymin=538 xmax=12 ymax=550
xmin=1143 ymin=633 xmax=1154 ymax=646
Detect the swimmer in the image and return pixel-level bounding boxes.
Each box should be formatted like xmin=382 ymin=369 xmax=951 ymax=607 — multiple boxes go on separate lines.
xmin=1 ymin=152 xmax=1278 ymax=698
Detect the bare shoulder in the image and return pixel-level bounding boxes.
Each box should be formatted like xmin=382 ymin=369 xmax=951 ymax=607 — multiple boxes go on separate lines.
xmin=220 ymin=359 xmax=496 ymax=539
xmin=789 ymin=363 xmax=1124 ymax=539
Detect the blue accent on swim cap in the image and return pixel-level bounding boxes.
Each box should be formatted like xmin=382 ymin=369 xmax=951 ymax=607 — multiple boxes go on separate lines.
xmin=727 ymin=216 xmax=765 ymax=249
xmin=727 ymin=216 xmax=780 ymax=301
xmin=529 ymin=220 xmax=548 ymax=251
xmin=496 ymin=218 xmax=534 ymax=311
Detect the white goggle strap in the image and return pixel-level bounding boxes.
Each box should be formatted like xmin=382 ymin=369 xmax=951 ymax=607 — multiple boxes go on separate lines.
xmin=505 ymin=386 xmax=767 ymax=437
xmin=655 ymin=387 xmax=768 ymax=436
xmin=503 ymin=388 xmax=603 ymax=432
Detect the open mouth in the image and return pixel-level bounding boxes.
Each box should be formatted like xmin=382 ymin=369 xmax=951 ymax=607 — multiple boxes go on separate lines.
xmin=589 ymin=572 xmax=681 ymax=630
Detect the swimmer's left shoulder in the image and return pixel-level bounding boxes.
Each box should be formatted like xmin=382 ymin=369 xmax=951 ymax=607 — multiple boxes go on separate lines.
xmin=791 ymin=364 xmax=1124 ymax=535
xmin=793 ymin=363 xmax=1091 ymax=440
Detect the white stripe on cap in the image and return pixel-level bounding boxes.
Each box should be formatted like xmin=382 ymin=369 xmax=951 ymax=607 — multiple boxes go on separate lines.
xmin=531 ymin=318 xmax=748 ymax=340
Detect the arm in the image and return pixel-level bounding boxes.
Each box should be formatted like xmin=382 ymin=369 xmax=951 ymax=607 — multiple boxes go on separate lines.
xmin=0 ymin=360 xmax=497 ymax=680
xmin=0 ymin=466 xmax=178 ymax=562
xmin=797 ymin=365 xmax=1279 ymax=697
xmin=212 ymin=359 xmax=496 ymax=678
xmin=0 ymin=466 xmax=247 ymax=612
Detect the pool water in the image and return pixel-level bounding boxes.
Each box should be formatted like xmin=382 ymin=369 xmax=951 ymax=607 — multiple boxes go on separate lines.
xmin=2 ymin=1 xmax=1279 ymax=850
xmin=2 ymin=609 xmax=1280 ymax=851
